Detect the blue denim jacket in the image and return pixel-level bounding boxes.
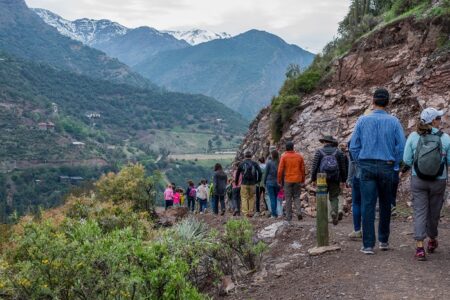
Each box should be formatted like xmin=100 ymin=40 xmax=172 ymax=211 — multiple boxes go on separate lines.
xmin=350 ymin=110 xmax=406 ymax=164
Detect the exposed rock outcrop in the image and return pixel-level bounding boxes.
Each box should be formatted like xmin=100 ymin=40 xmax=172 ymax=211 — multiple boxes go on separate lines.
xmin=237 ymin=16 xmax=450 ymax=204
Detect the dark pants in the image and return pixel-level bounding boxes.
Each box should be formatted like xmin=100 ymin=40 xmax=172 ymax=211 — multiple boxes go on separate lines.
xmin=187 ymin=196 xmax=195 ymax=212
xmin=266 ymin=183 xmax=280 ymax=217
xmin=352 ymin=177 xmax=362 ymax=231
xmin=165 ymin=200 xmax=173 ymax=210
xmin=232 ymin=187 xmax=241 ymax=213
xmin=359 ymin=160 xmax=394 ymax=248
xmin=255 ymin=186 xmax=267 ymax=213
xmin=284 ymin=182 xmax=301 ymax=221
xmin=212 ymin=195 xmax=226 ymax=214
xmin=327 ymin=181 xmax=340 ymax=217
xmin=392 ymin=170 xmax=400 ymax=207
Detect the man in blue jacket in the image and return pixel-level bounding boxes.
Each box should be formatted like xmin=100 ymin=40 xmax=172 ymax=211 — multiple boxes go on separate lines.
xmin=350 ymin=88 xmax=406 ymax=254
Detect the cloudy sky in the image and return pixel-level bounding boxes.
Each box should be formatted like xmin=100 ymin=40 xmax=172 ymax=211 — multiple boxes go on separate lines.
xmin=26 ymin=0 xmax=350 ymax=53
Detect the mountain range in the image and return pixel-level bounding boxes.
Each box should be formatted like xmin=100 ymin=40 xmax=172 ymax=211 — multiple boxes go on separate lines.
xmin=32 ymin=7 xmax=315 ymax=118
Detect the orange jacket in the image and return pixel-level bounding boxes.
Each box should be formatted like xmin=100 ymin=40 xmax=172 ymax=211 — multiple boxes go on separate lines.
xmin=277 ymin=151 xmax=305 ymax=184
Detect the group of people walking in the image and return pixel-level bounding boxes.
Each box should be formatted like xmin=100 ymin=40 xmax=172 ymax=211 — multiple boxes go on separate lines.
xmin=164 ymin=88 xmax=449 ymax=261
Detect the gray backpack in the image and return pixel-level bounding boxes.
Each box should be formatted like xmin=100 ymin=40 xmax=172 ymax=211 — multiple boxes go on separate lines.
xmin=413 ymin=131 xmax=445 ymax=181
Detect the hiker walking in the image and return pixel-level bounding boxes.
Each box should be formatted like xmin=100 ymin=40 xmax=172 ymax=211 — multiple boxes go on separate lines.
xmin=347 ymin=148 xmax=362 ymax=239
xmin=277 ymin=141 xmax=305 ymax=221
xmin=255 ymin=157 xmax=267 ymax=216
xmin=350 ymin=88 xmax=406 ymax=254
xmin=403 ymin=107 xmax=450 ymax=260
xmin=232 ymin=168 xmax=242 ymax=216
xmin=186 ymin=180 xmax=196 ymax=212
xmin=311 ymin=136 xmax=347 ymax=225
xmin=235 ymin=150 xmax=262 ymax=218
xmin=164 ymin=184 xmax=174 ymax=210
xmin=264 ymin=149 xmax=280 ymax=218
xmin=212 ymin=163 xmax=228 ymax=215
xmin=197 ymin=179 xmax=209 ymax=214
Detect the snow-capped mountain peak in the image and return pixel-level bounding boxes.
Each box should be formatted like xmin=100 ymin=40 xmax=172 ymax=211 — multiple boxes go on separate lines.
xmin=163 ymin=29 xmax=232 ymax=45
xmin=32 ymin=8 xmax=129 ymax=46
xmin=33 ymin=8 xmax=232 ymax=47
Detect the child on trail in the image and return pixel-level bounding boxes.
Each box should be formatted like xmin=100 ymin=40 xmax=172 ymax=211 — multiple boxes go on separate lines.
xmin=232 ymin=168 xmax=242 ymax=216
xmin=347 ymin=147 xmax=362 ymax=239
xmin=164 ymin=184 xmax=174 ymax=210
xmin=173 ymin=188 xmax=181 ymax=207
xmin=226 ymin=178 xmax=233 ymax=212
xmin=276 ymin=188 xmax=284 ymax=218
xmin=197 ymin=179 xmax=209 ymax=214
xmin=179 ymin=188 xmax=185 ymax=206
xmin=186 ymin=181 xmax=196 ymax=212
xmin=403 ymin=107 xmax=450 ymax=261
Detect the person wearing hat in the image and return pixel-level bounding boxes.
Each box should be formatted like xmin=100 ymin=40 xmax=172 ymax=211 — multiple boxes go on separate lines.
xmin=350 ymin=88 xmax=406 ymax=254
xmin=403 ymin=107 xmax=450 ymax=261
xmin=235 ymin=150 xmax=262 ymax=218
xmin=277 ymin=141 xmax=305 ymax=221
xmin=311 ymin=136 xmax=347 ymax=225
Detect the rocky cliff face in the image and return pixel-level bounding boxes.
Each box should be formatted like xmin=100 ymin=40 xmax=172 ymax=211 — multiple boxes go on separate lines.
xmin=237 ymin=16 xmax=449 ymax=203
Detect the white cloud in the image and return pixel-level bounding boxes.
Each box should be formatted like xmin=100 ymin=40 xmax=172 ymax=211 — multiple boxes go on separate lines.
xmin=26 ymin=0 xmax=350 ymax=52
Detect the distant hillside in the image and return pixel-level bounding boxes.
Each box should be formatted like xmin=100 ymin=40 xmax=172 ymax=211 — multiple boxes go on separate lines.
xmin=94 ymin=27 xmax=190 ymax=67
xmin=0 ymin=53 xmax=247 ymax=161
xmin=0 ymin=0 xmax=150 ymax=88
xmin=134 ymin=30 xmax=315 ymax=118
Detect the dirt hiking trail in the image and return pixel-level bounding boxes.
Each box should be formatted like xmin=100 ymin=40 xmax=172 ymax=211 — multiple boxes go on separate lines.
xmin=198 ymin=213 xmax=450 ymax=300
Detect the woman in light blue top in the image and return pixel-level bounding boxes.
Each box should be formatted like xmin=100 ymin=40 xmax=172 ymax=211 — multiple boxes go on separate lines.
xmin=403 ymin=107 xmax=450 ymax=261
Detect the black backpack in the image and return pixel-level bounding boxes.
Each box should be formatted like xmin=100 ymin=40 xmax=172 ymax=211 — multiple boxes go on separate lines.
xmin=414 ymin=131 xmax=445 ymax=181
xmin=242 ymin=160 xmax=258 ymax=182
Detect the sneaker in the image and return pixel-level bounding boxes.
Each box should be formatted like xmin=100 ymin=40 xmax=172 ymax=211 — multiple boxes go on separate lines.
xmin=427 ymin=239 xmax=438 ymax=253
xmin=360 ymin=247 xmax=374 ymax=255
xmin=348 ymin=230 xmax=362 ymax=239
xmin=338 ymin=211 xmax=344 ymax=221
xmin=254 ymin=212 xmax=260 ymax=217
xmin=200 ymin=212 xmax=204 ymax=215
xmin=391 ymin=206 xmax=397 ymax=217
xmin=379 ymin=242 xmax=389 ymax=251
xmin=331 ymin=212 xmax=338 ymax=225
xmin=415 ymin=247 xmax=426 ymax=261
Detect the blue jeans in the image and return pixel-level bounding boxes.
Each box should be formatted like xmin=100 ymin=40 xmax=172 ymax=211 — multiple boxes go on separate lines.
xmin=198 ymin=198 xmax=207 ymax=212
xmin=351 ymin=177 xmax=362 ymax=231
xmin=266 ymin=183 xmax=280 ymax=217
xmin=359 ymin=160 xmax=394 ymax=248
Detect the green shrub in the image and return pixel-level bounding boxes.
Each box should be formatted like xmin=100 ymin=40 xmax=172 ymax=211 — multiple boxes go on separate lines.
xmin=221 ymin=219 xmax=267 ymax=271
xmin=270 ymin=95 xmax=301 ymax=142
xmin=0 ymin=220 xmax=204 ymax=299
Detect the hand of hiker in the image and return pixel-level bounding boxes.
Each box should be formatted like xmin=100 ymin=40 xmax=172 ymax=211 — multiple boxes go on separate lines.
xmin=311 ymin=181 xmax=316 ymax=188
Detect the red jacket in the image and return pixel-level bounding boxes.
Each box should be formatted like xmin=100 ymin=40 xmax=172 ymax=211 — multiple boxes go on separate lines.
xmin=277 ymin=151 xmax=305 ymax=184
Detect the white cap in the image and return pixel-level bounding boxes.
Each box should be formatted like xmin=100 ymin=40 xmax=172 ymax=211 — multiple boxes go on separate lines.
xmin=420 ymin=107 xmax=444 ymax=124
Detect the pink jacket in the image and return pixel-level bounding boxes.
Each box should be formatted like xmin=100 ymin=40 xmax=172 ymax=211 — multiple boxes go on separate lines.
xmin=173 ymin=192 xmax=181 ymax=204
xmin=164 ymin=188 xmax=173 ymax=201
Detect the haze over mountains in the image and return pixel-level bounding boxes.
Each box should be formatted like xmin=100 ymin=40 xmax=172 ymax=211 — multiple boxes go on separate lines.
xmin=33 ymin=7 xmax=315 ymax=118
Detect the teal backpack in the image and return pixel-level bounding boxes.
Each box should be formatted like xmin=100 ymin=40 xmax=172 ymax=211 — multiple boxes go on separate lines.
xmin=414 ymin=131 xmax=445 ymax=181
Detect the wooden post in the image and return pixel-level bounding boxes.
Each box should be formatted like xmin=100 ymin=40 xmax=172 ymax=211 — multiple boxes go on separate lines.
xmin=316 ymin=173 xmax=329 ymax=247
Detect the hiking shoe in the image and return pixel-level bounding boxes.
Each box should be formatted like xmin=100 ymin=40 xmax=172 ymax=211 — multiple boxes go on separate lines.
xmin=338 ymin=211 xmax=344 ymax=221
xmin=331 ymin=212 xmax=338 ymax=225
xmin=348 ymin=230 xmax=362 ymax=239
xmin=220 ymin=210 xmax=225 ymax=216
xmin=360 ymin=247 xmax=374 ymax=255
xmin=232 ymin=211 xmax=238 ymax=216
xmin=379 ymin=242 xmax=389 ymax=251
xmin=415 ymin=247 xmax=426 ymax=261
xmin=254 ymin=212 xmax=260 ymax=217
xmin=297 ymin=213 xmax=303 ymax=221
xmin=427 ymin=239 xmax=438 ymax=253
xmin=391 ymin=206 xmax=397 ymax=217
